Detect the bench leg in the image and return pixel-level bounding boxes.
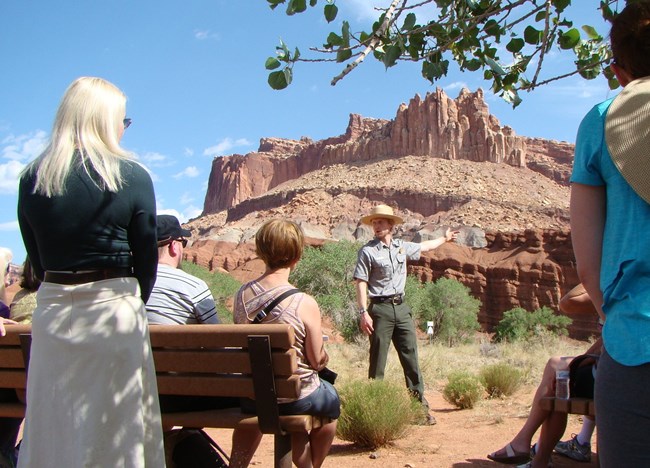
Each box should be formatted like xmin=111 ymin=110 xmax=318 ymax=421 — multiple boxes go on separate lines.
xmin=274 ymin=433 xmax=292 ymax=468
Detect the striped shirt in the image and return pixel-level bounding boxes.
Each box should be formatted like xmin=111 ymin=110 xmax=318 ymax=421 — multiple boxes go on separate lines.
xmin=146 ymin=264 xmax=219 ymax=325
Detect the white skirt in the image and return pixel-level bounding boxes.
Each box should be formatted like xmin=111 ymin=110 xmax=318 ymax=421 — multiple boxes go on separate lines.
xmin=18 ymin=277 xmax=165 ymax=468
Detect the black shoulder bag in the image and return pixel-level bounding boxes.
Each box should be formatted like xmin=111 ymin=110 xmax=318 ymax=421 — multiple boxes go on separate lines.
xmin=252 ymin=288 xmax=337 ymax=385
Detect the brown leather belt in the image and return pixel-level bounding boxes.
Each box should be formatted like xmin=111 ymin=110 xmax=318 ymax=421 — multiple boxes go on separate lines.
xmin=370 ymin=294 xmax=404 ymax=305
xmin=44 ymin=268 xmax=133 ymax=285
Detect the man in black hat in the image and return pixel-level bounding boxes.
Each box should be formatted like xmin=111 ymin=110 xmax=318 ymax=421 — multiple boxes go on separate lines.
xmin=146 ymin=215 xmax=219 ymax=325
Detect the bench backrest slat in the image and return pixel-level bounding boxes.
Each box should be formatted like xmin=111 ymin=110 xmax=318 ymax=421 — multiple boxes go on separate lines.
xmin=149 ymin=324 xmax=295 ymax=349
xmin=152 ymin=349 xmax=297 ymax=375
xmin=156 ymin=374 xmax=301 ymax=399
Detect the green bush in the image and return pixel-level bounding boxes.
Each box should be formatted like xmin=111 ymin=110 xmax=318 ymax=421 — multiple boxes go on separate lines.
xmin=480 ymin=363 xmax=523 ymax=398
xmin=181 ymin=261 xmax=241 ymax=323
xmin=411 ymin=277 xmax=481 ymax=346
xmin=494 ymin=306 xmax=572 ymax=343
xmin=442 ymin=371 xmax=484 ymax=409
xmin=337 ymin=379 xmax=422 ymax=448
xmin=290 ymin=241 xmax=361 ymax=341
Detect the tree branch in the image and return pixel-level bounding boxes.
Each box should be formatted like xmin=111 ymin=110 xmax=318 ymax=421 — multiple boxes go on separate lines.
xmin=330 ymin=0 xmax=403 ymax=86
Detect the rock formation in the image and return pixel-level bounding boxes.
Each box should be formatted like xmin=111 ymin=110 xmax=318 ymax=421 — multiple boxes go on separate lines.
xmin=187 ymin=87 xmax=597 ymax=339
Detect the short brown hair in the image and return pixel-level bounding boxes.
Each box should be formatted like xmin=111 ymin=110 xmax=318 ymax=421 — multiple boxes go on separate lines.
xmin=611 ymin=1 xmax=650 ymax=80
xmin=255 ymin=219 xmax=304 ymax=270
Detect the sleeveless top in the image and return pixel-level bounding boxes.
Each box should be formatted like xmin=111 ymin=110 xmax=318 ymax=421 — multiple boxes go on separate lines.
xmin=233 ymin=281 xmax=319 ymax=403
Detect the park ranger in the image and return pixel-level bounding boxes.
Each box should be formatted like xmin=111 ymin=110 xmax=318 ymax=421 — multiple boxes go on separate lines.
xmin=353 ymin=204 xmax=457 ymax=425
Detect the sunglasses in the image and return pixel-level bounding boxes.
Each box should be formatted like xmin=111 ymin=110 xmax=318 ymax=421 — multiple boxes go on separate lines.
xmin=175 ymin=238 xmax=188 ymax=248
xmin=123 ymin=118 xmax=132 ymax=129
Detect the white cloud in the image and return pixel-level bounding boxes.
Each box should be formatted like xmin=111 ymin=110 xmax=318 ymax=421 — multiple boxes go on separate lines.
xmin=0 ymin=220 xmax=19 ymax=231
xmin=345 ymin=1 xmax=438 ymax=23
xmin=157 ymin=205 xmax=202 ymax=224
xmin=444 ymin=81 xmax=469 ymax=93
xmin=203 ymin=137 xmax=252 ymax=157
xmin=0 ymin=160 xmax=26 ymax=195
xmin=183 ymin=147 xmax=194 ymax=157
xmin=173 ymin=166 xmax=200 ymax=179
xmin=140 ymin=151 xmax=172 ymax=167
xmin=2 ymin=130 xmax=47 ymax=162
xmin=180 ymin=192 xmax=194 ymax=205
xmin=194 ymin=29 xmax=219 ymax=41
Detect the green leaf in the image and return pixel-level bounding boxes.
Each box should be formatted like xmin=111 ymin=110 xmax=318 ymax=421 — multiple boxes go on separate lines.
xmin=283 ymin=68 xmax=293 ymax=86
xmin=558 ymin=28 xmax=580 ymax=49
xmin=326 ymin=32 xmax=343 ymax=47
xmin=485 ymin=56 xmax=506 ymax=75
xmin=383 ymin=44 xmax=402 ymax=68
xmin=551 ymin=0 xmax=570 ymax=13
xmin=524 ymin=26 xmax=542 ymax=45
xmin=421 ymin=59 xmax=449 ymax=82
xmin=265 ymin=57 xmax=282 ymax=70
xmin=336 ymin=47 xmax=352 ymax=62
xmin=582 ymin=25 xmax=601 ymax=40
xmin=402 ymin=13 xmax=416 ymax=31
xmin=324 ymin=3 xmax=338 ymax=22
xmin=286 ymin=0 xmax=307 ymax=15
xmin=293 ymin=47 xmax=301 ymax=61
xmin=483 ymin=19 xmax=501 ymax=37
xmin=267 ymin=0 xmax=285 ymax=10
xmin=309 ymin=0 xmax=317 ymax=6
xmin=464 ymin=58 xmax=482 ymax=71
xmin=506 ymin=38 xmax=524 ymax=53
xmin=535 ymin=11 xmax=547 ymax=22
xmin=268 ymin=70 xmax=289 ymax=89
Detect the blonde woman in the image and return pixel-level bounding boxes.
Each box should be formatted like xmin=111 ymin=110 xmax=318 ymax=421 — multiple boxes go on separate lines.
xmin=233 ymin=219 xmax=340 ymax=468
xmin=17 ymin=77 xmax=163 ymax=467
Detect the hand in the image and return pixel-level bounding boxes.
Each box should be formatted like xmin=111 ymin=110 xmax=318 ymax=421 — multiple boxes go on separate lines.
xmin=445 ymin=228 xmax=459 ymax=243
xmin=360 ymin=311 xmax=374 ymax=335
xmin=0 ymin=318 xmax=17 ymax=337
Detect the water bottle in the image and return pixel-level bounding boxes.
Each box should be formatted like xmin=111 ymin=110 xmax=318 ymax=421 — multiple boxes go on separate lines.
xmin=555 ymin=370 xmax=570 ymax=399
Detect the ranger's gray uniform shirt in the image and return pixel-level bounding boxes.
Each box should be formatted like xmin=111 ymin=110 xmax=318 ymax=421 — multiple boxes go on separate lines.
xmin=353 ymin=238 xmax=421 ymax=296
xmin=146 ymin=264 xmax=220 ymax=324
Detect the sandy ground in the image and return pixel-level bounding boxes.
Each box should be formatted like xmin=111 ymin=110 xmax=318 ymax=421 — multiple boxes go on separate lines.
xmin=203 ymin=389 xmax=598 ymax=468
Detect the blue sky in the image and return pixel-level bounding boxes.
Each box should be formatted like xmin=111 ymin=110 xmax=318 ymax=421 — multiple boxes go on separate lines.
xmin=1 ymin=1 xmax=614 ymax=263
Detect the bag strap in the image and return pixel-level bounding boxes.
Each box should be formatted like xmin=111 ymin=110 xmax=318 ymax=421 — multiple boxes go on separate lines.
xmin=252 ymin=288 xmax=300 ymax=324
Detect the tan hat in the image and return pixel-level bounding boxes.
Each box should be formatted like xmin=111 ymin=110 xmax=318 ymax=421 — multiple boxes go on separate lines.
xmin=360 ymin=204 xmax=404 ymax=225
xmin=605 ymin=76 xmax=650 ymax=204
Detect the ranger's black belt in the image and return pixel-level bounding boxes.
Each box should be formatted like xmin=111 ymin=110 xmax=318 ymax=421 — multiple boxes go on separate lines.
xmin=44 ymin=268 xmax=133 ymax=285
xmin=370 ymin=294 xmax=403 ymax=305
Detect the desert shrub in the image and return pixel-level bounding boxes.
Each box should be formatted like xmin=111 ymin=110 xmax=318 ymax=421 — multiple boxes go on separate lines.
xmin=337 ymin=379 xmax=422 ymax=448
xmin=443 ymin=371 xmax=484 ymax=409
xmin=290 ymin=241 xmax=361 ymax=341
xmin=480 ymin=363 xmax=523 ymax=398
xmin=404 ymin=274 xmax=427 ymax=322
xmin=181 ymin=261 xmax=241 ymax=323
xmin=494 ymin=306 xmax=572 ymax=343
xmin=412 ymin=277 xmax=481 ymax=346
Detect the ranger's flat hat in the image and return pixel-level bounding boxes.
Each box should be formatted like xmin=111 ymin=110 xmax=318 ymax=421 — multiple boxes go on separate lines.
xmin=360 ymin=204 xmax=404 ymax=225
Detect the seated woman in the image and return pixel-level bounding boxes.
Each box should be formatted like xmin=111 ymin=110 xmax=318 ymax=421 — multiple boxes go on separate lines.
xmin=9 ymin=257 xmax=41 ymax=324
xmin=487 ymin=284 xmax=600 ymax=467
xmin=232 ymin=219 xmax=340 ymax=468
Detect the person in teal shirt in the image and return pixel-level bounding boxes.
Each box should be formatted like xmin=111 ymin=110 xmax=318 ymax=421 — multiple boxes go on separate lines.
xmin=570 ymin=3 xmax=650 ymax=465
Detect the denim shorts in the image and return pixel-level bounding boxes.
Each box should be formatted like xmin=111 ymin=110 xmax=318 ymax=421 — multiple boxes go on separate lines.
xmin=279 ymin=379 xmax=341 ymax=419
xmin=241 ymin=379 xmax=341 ymax=420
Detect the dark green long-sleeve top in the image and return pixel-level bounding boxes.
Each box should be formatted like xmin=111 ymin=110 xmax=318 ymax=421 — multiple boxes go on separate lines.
xmin=17 ymin=158 xmax=158 ymax=303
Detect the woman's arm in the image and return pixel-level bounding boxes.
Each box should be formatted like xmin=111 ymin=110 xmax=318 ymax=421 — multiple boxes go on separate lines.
xmin=298 ymin=294 xmax=328 ymax=371
xmin=570 ymin=183 xmax=606 ymax=320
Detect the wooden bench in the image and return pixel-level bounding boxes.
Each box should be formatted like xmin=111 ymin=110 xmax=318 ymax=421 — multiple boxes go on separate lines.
xmin=540 ymin=396 xmax=597 ymax=466
xmin=0 ymin=323 xmax=333 ymax=468
xmin=539 ymin=396 xmax=595 ymax=417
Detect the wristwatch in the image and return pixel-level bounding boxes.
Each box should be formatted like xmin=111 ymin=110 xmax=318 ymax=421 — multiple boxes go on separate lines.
xmin=359 ymin=307 xmax=367 ymax=315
